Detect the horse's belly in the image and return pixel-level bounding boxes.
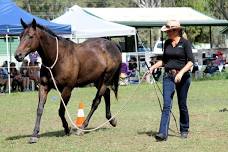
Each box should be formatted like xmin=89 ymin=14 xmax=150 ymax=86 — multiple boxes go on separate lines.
xmin=76 ymin=72 xmax=102 ymax=84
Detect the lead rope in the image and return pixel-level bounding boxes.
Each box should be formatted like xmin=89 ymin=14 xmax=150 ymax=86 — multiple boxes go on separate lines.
xmin=41 ymin=37 xmax=149 ymax=132
xmin=50 ymin=68 xmax=148 ymax=132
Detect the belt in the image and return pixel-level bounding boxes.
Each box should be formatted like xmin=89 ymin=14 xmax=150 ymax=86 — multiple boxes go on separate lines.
xmin=165 ymin=69 xmax=180 ymax=76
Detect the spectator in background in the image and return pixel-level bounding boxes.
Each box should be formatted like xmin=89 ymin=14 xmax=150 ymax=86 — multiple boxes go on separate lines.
xmin=29 ymin=51 xmax=39 ymax=64
xmin=214 ymin=51 xmax=225 ymax=72
xmin=0 ymin=61 xmax=8 ymax=79
xmin=20 ymin=59 xmax=30 ymax=91
xmin=2 ymin=61 xmax=9 ymax=74
xmin=128 ymin=56 xmax=138 ymax=77
xmin=204 ymin=60 xmax=218 ymax=75
xmin=10 ymin=62 xmax=23 ymax=92
xmin=0 ymin=61 xmax=9 ymax=93
xmin=128 ymin=56 xmax=139 ymax=84
xmin=128 ymin=56 xmax=137 ymax=71
xmin=191 ymin=62 xmax=199 ymax=79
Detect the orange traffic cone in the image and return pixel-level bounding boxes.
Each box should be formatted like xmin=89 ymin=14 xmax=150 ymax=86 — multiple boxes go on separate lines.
xmin=75 ymin=102 xmax=85 ymax=127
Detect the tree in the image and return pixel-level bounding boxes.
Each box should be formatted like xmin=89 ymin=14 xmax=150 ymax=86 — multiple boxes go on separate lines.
xmin=134 ymin=0 xmax=161 ymax=7
xmin=208 ymin=0 xmax=228 ymax=19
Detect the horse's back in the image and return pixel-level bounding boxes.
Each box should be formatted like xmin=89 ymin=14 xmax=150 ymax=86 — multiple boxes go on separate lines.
xmin=73 ymin=38 xmax=121 ymax=85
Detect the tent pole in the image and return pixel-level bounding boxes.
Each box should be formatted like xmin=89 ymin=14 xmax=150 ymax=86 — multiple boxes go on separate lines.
xmin=209 ymin=26 xmax=212 ymax=48
xmin=161 ymin=31 xmax=164 ymax=52
xmin=6 ymin=33 xmax=11 ymax=94
xmin=10 ymin=37 xmax=12 ymax=62
xmin=135 ymin=33 xmax=139 ymax=73
xmin=134 ymin=34 xmax=138 ymax=53
xmin=150 ymin=28 xmax=152 ymax=51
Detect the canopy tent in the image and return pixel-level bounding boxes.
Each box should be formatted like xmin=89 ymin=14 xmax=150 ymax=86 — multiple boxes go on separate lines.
xmin=52 ymin=5 xmax=136 ymax=39
xmin=84 ymin=7 xmax=228 ymax=27
xmin=85 ymin=7 xmax=228 ymax=71
xmin=0 ymin=0 xmax=71 ymax=35
xmin=85 ymin=7 xmax=228 ymax=50
xmin=0 ymin=0 xmax=71 ymax=94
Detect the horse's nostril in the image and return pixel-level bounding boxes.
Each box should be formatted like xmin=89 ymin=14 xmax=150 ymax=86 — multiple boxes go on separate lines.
xmin=15 ymin=52 xmax=24 ymax=61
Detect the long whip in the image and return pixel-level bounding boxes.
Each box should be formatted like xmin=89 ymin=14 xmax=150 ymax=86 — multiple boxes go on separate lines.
xmin=144 ymin=62 xmax=179 ymax=133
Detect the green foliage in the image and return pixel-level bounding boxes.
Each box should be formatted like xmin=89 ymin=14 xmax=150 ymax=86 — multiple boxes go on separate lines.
xmin=194 ymin=71 xmax=228 ymax=81
xmin=15 ymin=0 xmax=137 ymax=19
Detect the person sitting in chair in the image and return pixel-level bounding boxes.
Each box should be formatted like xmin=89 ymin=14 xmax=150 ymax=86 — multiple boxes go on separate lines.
xmin=0 ymin=61 xmax=9 ymax=93
xmin=119 ymin=63 xmax=130 ymax=85
xmin=204 ymin=60 xmax=218 ymax=75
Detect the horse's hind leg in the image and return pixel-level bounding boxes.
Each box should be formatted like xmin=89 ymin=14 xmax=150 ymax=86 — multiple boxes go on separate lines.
xmin=76 ymin=84 xmax=107 ymax=135
xmin=58 ymin=87 xmax=72 ymax=135
xmin=29 ymin=84 xmax=49 ymax=144
xmin=104 ymin=88 xmax=117 ymax=127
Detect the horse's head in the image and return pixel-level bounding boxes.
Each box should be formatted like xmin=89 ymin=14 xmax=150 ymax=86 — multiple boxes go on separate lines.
xmin=15 ymin=19 xmax=40 ymax=62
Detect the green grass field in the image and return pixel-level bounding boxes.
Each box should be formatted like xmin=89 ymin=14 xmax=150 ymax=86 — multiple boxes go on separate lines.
xmin=0 ymin=80 xmax=228 ymax=152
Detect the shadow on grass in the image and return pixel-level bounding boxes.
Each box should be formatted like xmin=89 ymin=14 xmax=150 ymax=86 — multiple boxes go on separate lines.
xmin=5 ymin=130 xmax=65 ymax=141
xmin=71 ymin=127 xmax=110 ymax=135
xmin=6 ymin=127 xmax=110 ymax=141
xmin=137 ymin=130 xmax=179 ymax=138
xmin=137 ymin=130 xmax=157 ymax=137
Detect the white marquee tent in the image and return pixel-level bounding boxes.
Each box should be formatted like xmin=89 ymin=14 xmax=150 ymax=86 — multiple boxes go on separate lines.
xmin=84 ymin=7 xmax=228 ymax=27
xmin=52 ymin=5 xmax=136 ymax=40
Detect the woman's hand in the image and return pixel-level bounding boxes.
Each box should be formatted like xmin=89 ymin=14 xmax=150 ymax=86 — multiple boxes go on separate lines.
xmin=175 ymin=72 xmax=183 ymax=83
xmin=149 ymin=66 xmax=155 ymax=74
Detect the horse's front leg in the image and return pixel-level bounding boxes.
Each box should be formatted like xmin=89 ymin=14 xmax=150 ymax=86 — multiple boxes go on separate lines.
xmin=29 ymin=84 xmax=49 ymax=144
xmin=58 ymin=87 xmax=72 ymax=135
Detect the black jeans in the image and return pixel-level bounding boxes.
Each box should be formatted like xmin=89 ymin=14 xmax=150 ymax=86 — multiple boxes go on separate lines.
xmin=158 ymin=72 xmax=191 ymax=137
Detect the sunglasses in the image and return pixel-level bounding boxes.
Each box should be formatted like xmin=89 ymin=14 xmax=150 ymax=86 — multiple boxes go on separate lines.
xmin=166 ymin=29 xmax=177 ymax=33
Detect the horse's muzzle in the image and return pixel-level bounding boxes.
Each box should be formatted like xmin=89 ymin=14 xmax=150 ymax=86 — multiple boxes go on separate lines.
xmin=14 ymin=52 xmax=25 ymax=62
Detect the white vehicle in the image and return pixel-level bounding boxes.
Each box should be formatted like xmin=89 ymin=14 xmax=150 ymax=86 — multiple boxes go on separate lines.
xmin=152 ymin=40 xmax=165 ymax=55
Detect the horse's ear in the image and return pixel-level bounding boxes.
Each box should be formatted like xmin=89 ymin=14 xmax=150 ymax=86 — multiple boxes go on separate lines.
xmin=20 ymin=18 xmax=27 ymax=29
xmin=32 ymin=19 xmax=37 ymax=30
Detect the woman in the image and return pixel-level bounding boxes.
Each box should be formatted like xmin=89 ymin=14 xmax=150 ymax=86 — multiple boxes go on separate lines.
xmin=150 ymin=20 xmax=194 ymax=141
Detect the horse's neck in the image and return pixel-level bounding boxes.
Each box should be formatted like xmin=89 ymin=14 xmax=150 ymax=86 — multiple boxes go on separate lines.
xmin=38 ymin=31 xmax=59 ymax=67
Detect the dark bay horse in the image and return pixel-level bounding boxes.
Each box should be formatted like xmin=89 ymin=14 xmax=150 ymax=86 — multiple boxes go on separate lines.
xmin=15 ymin=19 xmax=122 ymax=143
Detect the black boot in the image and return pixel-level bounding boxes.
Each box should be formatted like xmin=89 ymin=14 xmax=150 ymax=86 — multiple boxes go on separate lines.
xmin=155 ymin=133 xmax=167 ymax=141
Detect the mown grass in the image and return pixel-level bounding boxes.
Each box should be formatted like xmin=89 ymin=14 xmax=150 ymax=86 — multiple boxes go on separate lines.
xmin=0 ymin=80 xmax=228 ymax=152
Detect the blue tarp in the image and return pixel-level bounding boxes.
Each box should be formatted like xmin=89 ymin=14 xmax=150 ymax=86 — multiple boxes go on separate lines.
xmin=0 ymin=0 xmax=71 ymax=35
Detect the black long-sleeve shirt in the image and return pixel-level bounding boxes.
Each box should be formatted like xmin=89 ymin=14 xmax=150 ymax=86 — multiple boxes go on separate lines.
xmin=162 ymin=37 xmax=194 ymax=70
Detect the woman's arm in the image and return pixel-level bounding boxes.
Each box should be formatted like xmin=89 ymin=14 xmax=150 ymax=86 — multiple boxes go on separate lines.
xmin=149 ymin=60 xmax=164 ymax=74
xmin=175 ymin=61 xmax=193 ymax=83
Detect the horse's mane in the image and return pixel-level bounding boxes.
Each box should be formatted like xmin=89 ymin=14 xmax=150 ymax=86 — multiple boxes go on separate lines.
xmin=38 ymin=24 xmax=60 ymax=38
xmin=33 ymin=24 xmax=77 ymax=45
xmin=29 ymin=23 xmax=60 ymax=39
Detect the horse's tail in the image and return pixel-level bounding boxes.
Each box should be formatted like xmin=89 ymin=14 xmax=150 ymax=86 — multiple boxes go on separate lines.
xmin=112 ymin=63 xmax=121 ymax=99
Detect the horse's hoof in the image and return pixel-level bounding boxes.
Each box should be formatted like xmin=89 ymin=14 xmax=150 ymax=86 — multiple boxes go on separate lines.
xmin=110 ymin=118 xmax=117 ymax=127
xmin=64 ymin=127 xmax=71 ymax=135
xmin=28 ymin=137 xmax=38 ymax=144
xmin=75 ymin=129 xmax=84 ymax=136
